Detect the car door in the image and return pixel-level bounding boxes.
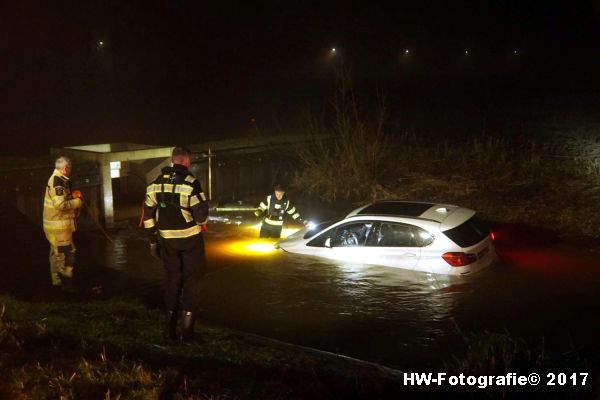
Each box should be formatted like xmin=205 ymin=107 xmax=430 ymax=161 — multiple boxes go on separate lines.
xmin=364 ymin=222 xmax=421 ymax=269
xmin=307 ymin=221 xmax=376 ymax=263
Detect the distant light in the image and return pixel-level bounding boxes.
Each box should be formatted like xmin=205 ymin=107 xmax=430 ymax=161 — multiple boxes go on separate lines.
xmin=464 ymin=50 xmax=469 ymax=55
xmin=306 ymin=221 xmax=317 ymax=230
xmin=98 ymin=41 xmax=104 ymax=46
xmin=404 ymin=49 xmax=409 ymax=54
xmin=513 ymin=50 xmax=518 ymax=55
xmin=331 ymin=48 xmax=336 ymax=53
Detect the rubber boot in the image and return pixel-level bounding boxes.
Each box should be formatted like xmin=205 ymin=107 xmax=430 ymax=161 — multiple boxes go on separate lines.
xmin=166 ymin=310 xmax=178 ymax=340
xmin=180 ymin=310 xmax=194 ymax=342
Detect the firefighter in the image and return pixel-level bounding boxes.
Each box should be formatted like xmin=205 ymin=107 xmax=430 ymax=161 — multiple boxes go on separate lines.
xmin=255 ymin=184 xmax=305 ymax=238
xmin=143 ymin=147 xmax=209 ymax=342
xmin=43 ymin=156 xmax=83 ymax=292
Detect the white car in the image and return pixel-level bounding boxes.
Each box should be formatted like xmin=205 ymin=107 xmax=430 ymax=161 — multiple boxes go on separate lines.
xmin=276 ymin=201 xmax=496 ymax=275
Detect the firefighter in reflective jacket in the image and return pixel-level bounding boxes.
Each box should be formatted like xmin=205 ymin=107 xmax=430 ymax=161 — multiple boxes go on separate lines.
xmin=43 ymin=156 xmax=82 ymax=292
xmin=255 ymin=184 xmax=304 ymax=238
xmin=143 ymin=147 xmax=209 ymax=342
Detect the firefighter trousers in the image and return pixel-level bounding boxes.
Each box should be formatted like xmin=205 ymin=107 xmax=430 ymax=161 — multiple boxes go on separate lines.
xmin=259 ymin=221 xmax=283 ymax=238
xmin=160 ymin=234 xmax=207 ymax=312
xmin=44 ymin=230 xmax=76 ymax=286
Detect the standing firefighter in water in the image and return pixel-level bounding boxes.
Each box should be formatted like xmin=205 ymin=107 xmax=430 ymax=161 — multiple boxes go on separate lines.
xmin=143 ymin=147 xmax=209 ymax=342
xmin=255 ymin=184 xmax=305 ymax=238
xmin=43 ymin=156 xmax=83 ymax=292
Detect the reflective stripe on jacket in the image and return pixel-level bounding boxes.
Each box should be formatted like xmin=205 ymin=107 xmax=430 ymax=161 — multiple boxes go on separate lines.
xmin=143 ymin=164 xmax=208 ymax=240
xmin=43 ymin=169 xmax=81 ymax=232
xmin=258 ymin=193 xmax=301 ymax=226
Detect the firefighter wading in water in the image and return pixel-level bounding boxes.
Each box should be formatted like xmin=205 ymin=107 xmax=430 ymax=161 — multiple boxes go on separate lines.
xmin=43 ymin=156 xmax=83 ymax=292
xmin=143 ymin=147 xmax=209 ymax=342
xmin=255 ymin=184 xmax=305 ymax=238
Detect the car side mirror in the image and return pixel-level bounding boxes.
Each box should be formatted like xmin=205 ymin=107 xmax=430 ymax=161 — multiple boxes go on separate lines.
xmin=325 ymin=237 xmax=332 ymax=248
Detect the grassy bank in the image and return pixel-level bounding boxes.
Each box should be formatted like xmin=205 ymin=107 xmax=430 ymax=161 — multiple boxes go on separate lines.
xmin=294 ymin=93 xmax=600 ymax=239
xmin=2 ymin=296 xmax=596 ymax=399
xmin=0 ymin=295 xmax=405 ymax=399
xmin=372 ymin=132 xmax=600 ymax=239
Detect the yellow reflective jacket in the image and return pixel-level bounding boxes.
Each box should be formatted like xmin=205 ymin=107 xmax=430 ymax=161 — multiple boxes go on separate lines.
xmin=43 ymin=169 xmax=82 ymax=232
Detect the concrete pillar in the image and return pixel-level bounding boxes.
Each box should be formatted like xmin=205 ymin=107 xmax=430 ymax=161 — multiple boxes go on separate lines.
xmin=100 ymin=158 xmax=114 ymax=228
xmin=208 ymin=148 xmax=213 ymax=200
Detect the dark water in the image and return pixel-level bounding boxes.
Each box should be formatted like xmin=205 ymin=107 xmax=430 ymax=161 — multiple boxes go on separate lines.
xmin=4 ymin=208 xmax=600 ymax=370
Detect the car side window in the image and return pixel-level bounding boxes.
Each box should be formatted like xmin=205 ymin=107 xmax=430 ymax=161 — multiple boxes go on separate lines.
xmin=414 ymin=227 xmax=435 ymax=247
xmin=307 ymin=230 xmax=332 ymax=247
xmin=330 ymin=222 xmax=375 ymax=247
xmin=368 ymin=222 xmax=421 ymax=247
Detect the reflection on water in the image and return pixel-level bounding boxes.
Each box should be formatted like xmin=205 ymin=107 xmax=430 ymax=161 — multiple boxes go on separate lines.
xmin=87 ymin=223 xmax=473 ymax=368
xmin=5 ymin=214 xmax=599 ymax=370
xmin=104 ymin=234 xmax=128 ymax=271
xmin=86 ymin=221 xmax=599 ymax=369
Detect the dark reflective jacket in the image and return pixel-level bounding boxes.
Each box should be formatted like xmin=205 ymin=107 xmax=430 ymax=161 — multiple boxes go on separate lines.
xmin=256 ymin=193 xmax=301 ymax=226
xmin=143 ymin=164 xmax=208 ymax=239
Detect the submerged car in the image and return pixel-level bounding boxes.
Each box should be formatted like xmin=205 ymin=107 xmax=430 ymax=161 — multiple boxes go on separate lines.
xmin=276 ymin=201 xmax=496 ymax=275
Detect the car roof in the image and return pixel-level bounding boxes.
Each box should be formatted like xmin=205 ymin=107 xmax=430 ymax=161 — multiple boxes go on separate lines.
xmin=345 ymin=200 xmax=473 ymax=226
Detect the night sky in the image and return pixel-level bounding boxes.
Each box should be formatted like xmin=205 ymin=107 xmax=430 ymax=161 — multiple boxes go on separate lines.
xmin=2 ymin=1 xmax=599 ymax=155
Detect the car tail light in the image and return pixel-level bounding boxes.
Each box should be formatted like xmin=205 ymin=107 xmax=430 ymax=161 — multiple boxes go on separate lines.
xmin=442 ymin=252 xmax=477 ymax=267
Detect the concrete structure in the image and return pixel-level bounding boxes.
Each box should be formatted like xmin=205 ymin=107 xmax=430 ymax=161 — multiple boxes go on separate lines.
xmin=189 ymin=134 xmax=317 ymax=202
xmin=32 ymin=135 xmax=326 ymax=228
xmin=51 ymin=143 xmax=173 ymax=228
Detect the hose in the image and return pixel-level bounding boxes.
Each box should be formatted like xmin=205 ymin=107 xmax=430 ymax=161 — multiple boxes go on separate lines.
xmin=79 ymin=198 xmax=115 ymax=245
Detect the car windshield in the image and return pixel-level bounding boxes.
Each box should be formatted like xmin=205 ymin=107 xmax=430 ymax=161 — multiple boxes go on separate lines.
xmin=303 ymin=220 xmax=338 ymax=239
xmin=442 ymin=215 xmax=489 ymax=247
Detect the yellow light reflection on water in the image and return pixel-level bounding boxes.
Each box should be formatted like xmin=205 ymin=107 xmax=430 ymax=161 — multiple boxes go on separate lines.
xmin=246 ymin=242 xmax=277 ymax=253
xmin=217 ymin=239 xmax=278 ymax=257
xmin=247 ymin=222 xmax=302 ymax=239
xmin=210 ymin=222 xmax=304 ymax=259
